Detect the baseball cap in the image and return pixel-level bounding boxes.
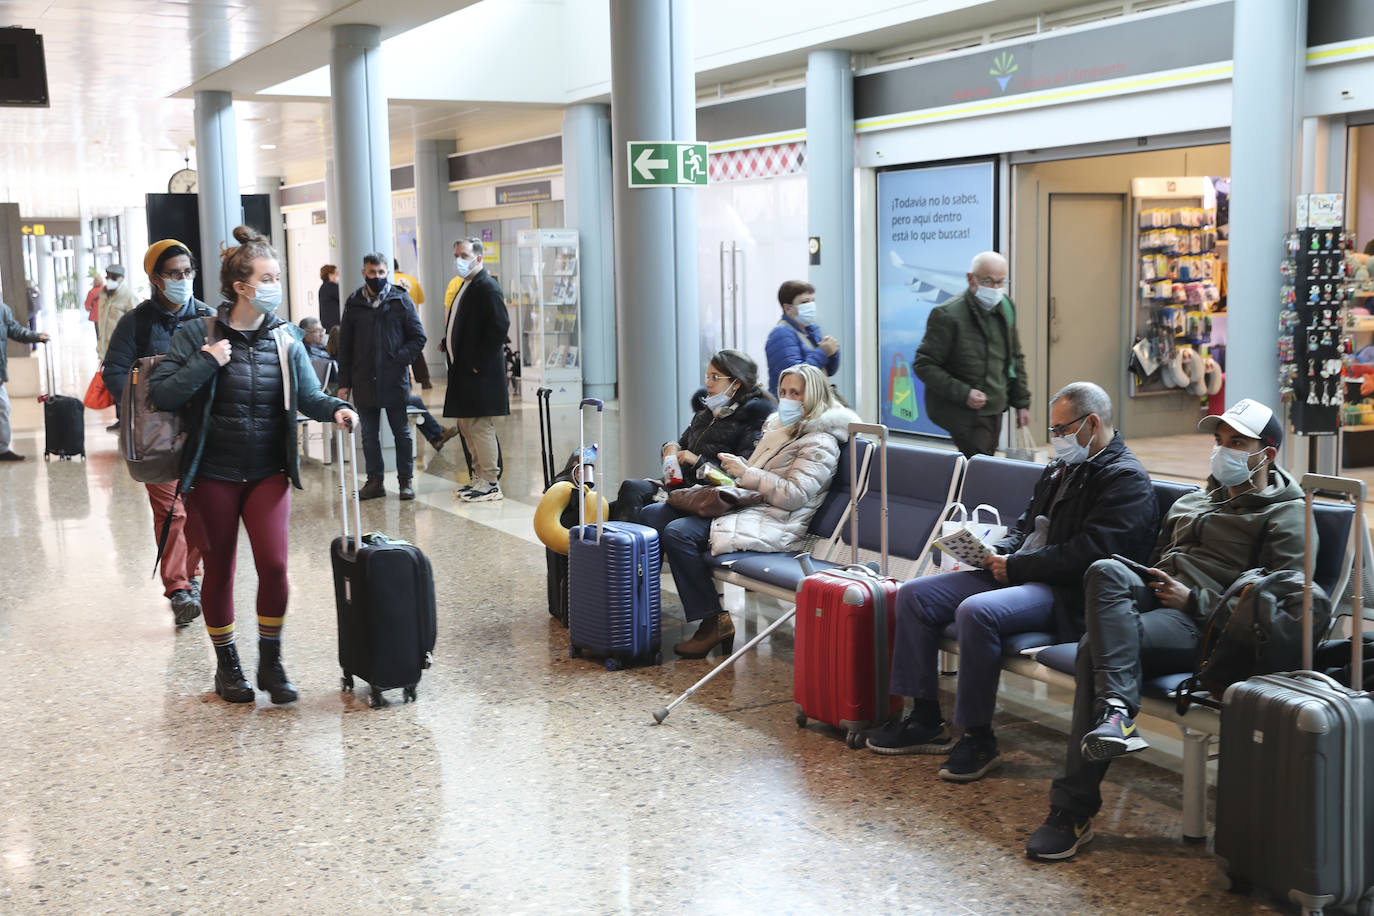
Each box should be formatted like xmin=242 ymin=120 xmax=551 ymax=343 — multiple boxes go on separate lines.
xmin=1198 ymin=398 xmax=1283 ymax=449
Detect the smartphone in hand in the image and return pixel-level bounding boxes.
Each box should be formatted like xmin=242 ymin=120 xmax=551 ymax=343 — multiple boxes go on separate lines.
xmin=1111 ymin=553 xmax=1155 ymax=583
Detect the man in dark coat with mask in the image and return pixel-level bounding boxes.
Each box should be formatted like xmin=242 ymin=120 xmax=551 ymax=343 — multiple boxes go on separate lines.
xmin=443 ymin=237 xmax=510 ymax=502
xmin=337 ymin=252 xmax=426 ymax=501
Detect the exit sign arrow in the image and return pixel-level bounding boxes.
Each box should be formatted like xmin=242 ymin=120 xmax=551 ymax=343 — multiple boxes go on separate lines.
xmin=633 ymin=146 xmax=669 ymax=182
xmin=626 ymin=141 xmax=709 ymax=188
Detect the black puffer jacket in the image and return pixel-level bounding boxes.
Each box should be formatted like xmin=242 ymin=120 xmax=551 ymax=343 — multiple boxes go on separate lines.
xmin=995 ymin=431 xmax=1159 ymax=641
xmin=199 ymin=320 xmax=288 ymax=483
xmin=674 ymin=387 xmax=775 ymax=476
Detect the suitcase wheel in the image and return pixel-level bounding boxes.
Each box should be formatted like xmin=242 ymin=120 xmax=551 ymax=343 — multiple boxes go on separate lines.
xmin=795 ymin=713 xmax=808 ymax=728
xmin=368 ymin=687 xmax=388 ymax=708
xmin=403 ymin=685 xmax=417 ymax=703
xmin=568 ymin=646 xmax=578 ymax=659
xmin=341 ymin=672 xmax=354 ymax=692
xmin=604 ymin=658 xmax=621 ymax=672
xmin=845 ymin=730 xmax=865 ymax=750
xmin=653 ymin=652 xmax=663 ymax=666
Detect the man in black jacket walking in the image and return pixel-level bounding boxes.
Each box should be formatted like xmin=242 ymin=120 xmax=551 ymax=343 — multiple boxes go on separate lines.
xmin=865 ymin=382 xmax=1158 ymax=782
xmin=336 ymin=253 xmax=427 ymax=501
xmin=443 ymin=238 xmax=510 ymax=502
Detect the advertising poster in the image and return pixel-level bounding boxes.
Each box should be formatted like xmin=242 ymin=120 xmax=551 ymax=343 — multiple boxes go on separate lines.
xmin=877 ymin=161 xmax=996 ymax=436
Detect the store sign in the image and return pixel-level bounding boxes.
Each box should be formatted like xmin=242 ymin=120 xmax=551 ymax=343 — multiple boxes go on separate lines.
xmin=495 ymin=180 xmax=552 ymax=205
xmin=311 ymin=209 xmax=327 ymax=225
xmin=20 ymin=218 xmax=79 ymax=237
xmin=626 ymin=141 xmax=709 ymax=188
xmin=876 ymin=161 xmax=996 ymax=437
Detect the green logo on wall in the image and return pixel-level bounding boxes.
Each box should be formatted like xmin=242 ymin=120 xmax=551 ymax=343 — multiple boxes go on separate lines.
xmin=990 ymin=52 xmax=1017 ymax=92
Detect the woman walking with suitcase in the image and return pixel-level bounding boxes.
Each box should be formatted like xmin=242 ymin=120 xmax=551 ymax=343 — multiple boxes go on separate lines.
xmin=150 ymin=226 xmax=356 ymax=704
xmin=641 ymin=363 xmax=858 ymax=657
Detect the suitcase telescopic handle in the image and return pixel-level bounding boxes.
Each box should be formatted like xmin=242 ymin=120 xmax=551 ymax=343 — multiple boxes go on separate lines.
xmin=1301 ymin=474 xmax=1366 ymax=684
xmin=578 ymin=398 xmax=604 ymax=544
xmin=335 ymin=424 xmax=361 ymax=556
xmin=847 ymin=422 xmax=889 ymax=576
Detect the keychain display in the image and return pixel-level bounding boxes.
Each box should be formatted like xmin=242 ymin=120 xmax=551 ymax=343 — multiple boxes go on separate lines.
xmin=1284 ymin=194 xmax=1350 ymax=435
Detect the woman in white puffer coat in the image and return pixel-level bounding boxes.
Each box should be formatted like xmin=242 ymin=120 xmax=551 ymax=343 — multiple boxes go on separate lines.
xmin=641 ymin=363 xmax=860 ymax=658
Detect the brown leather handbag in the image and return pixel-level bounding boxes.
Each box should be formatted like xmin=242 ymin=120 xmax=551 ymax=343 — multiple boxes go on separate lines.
xmin=666 ymin=484 xmax=765 ymax=518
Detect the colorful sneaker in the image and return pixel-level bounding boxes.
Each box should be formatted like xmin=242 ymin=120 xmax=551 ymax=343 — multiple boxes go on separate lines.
xmin=459 ymin=481 xmax=503 ymax=502
xmin=937 ymin=732 xmax=1002 ymax=782
xmin=1080 ymin=703 xmax=1149 ymax=763
xmin=1026 ymin=807 xmax=1094 ymax=861
xmin=864 ymin=713 xmax=952 ymax=755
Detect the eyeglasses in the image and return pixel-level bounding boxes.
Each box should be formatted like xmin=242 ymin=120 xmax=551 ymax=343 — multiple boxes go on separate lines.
xmin=974 ymin=275 xmax=1006 ymax=287
xmin=705 ymin=373 xmax=734 ymax=384
xmin=161 ymin=269 xmax=196 ymax=281
xmin=1048 ymin=413 xmax=1090 ymax=438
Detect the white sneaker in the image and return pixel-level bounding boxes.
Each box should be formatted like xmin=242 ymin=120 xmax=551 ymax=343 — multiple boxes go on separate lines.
xmin=459 ymin=481 xmax=502 ymax=502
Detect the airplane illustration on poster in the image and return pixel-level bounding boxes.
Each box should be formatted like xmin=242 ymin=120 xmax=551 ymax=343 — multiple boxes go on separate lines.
xmin=888 ymin=251 xmax=968 ymax=303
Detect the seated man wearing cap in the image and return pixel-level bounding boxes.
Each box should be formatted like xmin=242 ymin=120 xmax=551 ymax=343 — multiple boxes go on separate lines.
xmin=1025 ymin=398 xmax=1308 ymax=862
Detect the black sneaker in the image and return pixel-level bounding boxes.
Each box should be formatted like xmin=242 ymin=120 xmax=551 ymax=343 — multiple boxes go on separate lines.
xmin=169 ymin=589 xmax=202 ymax=627
xmin=1026 ymin=807 xmax=1094 ymax=861
xmin=864 ymin=712 xmax=952 ymax=755
xmin=1081 ymin=704 xmax=1149 ymax=763
xmin=938 ymin=732 xmax=1002 ymax=782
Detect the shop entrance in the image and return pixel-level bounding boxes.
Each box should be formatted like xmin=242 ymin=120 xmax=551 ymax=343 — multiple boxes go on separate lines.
xmin=1047 ymin=193 xmax=1125 ymax=409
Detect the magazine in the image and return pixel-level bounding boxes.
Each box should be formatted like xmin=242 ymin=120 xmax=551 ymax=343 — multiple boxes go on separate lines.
xmin=932 ymin=526 xmax=995 ymax=569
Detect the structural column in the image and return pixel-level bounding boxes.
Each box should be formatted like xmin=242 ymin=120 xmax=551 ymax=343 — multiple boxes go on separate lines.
xmin=329 ymin=24 xmax=393 ymax=274
xmin=1225 ymin=0 xmax=1307 ymax=414
xmin=610 ymin=0 xmax=699 ymax=473
xmin=806 ymin=49 xmax=856 ymax=405
xmin=193 ymin=90 xmax=241 ymax=260
xmin=414 ymin=138 xmax=461 ymax=378
xmin=254 ymin=176 xmax=288 ymax=310
xmin=563 ymin=103 xmax=616 ymax=402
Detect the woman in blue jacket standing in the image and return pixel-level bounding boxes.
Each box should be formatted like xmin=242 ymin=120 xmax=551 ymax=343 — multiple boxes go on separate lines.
xmin=150 ymin=226 xmax=357 ymax=705
xmin=764 ymin=280 xmax=840 ymax=396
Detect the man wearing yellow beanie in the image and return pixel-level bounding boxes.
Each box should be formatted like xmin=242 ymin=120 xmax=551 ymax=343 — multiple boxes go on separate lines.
xmin=102 ymin=240 xmax=214 ymax=628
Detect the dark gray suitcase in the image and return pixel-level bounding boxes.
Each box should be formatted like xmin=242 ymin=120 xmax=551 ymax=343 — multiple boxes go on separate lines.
xmin=1215 ymin=473 xmax=1374 ymax=916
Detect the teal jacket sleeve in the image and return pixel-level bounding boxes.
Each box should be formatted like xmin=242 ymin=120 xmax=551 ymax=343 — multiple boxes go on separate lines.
xmin=148 ymin=318 xmax=219 ymax=410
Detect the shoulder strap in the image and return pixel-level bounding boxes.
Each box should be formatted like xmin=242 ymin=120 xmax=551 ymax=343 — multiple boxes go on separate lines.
xmin=134 ymin=308 xmax=155 ymax=357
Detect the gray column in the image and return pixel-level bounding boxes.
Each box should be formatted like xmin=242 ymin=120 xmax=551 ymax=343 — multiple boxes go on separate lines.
xmin=254 ymin=176 xmax=288 ymax=312
xmin=806 ymin=49 xmax=856 ymax=405
xmin=610 ymin=0 xmax=700 ymax=474
xmin=329 ymin=24 xmax=393 ymax=276
xmin=324 ymin=159 xmax=342 ymax=266
xmin=562 ymin=103 xmax=616 ymax=401
xmin=1225 ymin=0 xmax=1306 ymax=412
xmin=193 ymin=90 xmax=241 ymax=259
xmin=414 ymin=138 xmax=460 ymax=378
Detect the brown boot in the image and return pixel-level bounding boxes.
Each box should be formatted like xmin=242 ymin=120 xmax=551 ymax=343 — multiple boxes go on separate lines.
xmin=398 ymin=478 xmax=415 ymax=501
xmin=673 ymin=612 xmax=735 ymax=658
xmin=358 ymin=477 xmax=385 ymax=500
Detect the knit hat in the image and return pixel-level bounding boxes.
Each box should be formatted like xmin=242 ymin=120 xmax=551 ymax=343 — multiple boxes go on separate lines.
xmin=143 ymin=239 xmax=189 ymax=278
xmin=710 ymin=348 xmax=759 ymax=391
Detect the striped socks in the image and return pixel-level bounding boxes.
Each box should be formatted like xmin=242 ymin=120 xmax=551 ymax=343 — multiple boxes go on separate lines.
xmin=207 ymin=622 xmax=236 ymax=647
xmin=258 ymin=615 xmax=284 ymax=642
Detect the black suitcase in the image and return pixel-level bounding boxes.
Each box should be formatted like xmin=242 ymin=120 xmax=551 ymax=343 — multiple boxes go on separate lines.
xmin=1215 ymin=473 xmax=1374 ymax=916
xmin=330 ymin=428 xmax=437 ymax=707
xmin=42 ymin=352 xmax=84 ymax=460
xmin=537 ymin=386 xmax=570 ymax=625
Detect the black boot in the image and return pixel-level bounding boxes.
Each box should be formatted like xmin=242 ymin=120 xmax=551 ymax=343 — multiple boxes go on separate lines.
xmin=358 ymin=477 xmax=386 ymax=500
xmin=213 ymin=644 xmax=255 ymax=703
xmin=256 ymin=640 xmax=299 ymax=704
xmin=398 ymin=478 xmax=415 ymax=501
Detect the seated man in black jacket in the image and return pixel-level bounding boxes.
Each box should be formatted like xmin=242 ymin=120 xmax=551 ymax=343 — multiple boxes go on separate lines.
xmin=866 ymin=381 xmax=1158 ymax=782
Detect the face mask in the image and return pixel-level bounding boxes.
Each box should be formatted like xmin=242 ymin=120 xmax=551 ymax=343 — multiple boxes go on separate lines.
xmin=247 ymin=283 xmax=282 ymax=316
xmin=366 ymin=276 xmax=387 ymax=294
xmin=454 ymin=257 xmax=475 ymax=278
xmin=973 ymin=285 xmax=1002 ymax=309
xmin=161 ymin=278 xmax=191 ymax=306
xmin=105 ymin=279 xmax=120 ymax=291
xmin=1211 ymin=445 xmax=1263 ymax=487
xmin=703 ymin=382 xmax=738 ymax=414
xmin=795 ymin=302 xmax=817 ymax=323
xmin=1051 ymin=419 xmax=1092 ymax=465
xmin=778 ymin=397 xmax=804 ymax=426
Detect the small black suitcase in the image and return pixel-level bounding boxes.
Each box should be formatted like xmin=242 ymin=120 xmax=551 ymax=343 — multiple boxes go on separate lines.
xmin=42 ymin=352 xmax=84 ymax=460
xmin=330 ymin=428 xmax=437 ymax=707
xmin=537 ymin=386 xmax=570 ymax=625
xmin=1215 ymin=473 xmax=1374 ymax=916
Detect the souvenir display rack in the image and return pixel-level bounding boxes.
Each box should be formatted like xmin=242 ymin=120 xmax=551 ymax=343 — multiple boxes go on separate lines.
xmin=517 ymin=228 xmax=583 ymax=405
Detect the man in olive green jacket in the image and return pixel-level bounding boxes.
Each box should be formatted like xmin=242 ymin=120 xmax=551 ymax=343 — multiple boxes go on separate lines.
xmin=914 ymin=250 xmax=1030 ymax=456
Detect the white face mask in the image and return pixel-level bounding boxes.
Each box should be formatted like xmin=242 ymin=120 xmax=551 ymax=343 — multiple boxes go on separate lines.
xmin=1211 ymin=445 xmax=1263 ymax=487
xmin=973 ymin=285 xmax=1002 ymax=309
xmin=795 ymin=302 xmax=817 ymax=323
xmin=454 ymin=256 xmax=475 ymax=278
xmin=1050 ymin=419 xmax=1092 ymax=465
xmin=105 ymin=279 xmax=120 ymax=291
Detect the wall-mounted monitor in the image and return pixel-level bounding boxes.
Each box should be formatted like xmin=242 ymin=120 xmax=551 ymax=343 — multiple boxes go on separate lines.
xmin=0 ymin=28 xmax=49 ymax=108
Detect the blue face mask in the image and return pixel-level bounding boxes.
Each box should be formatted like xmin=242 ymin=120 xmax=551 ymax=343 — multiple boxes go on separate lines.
xmin=249 ymin=283 xmax=282 ymax=316
xmin=161 ymin=278 xmax=191 ymax=306
xmin=795 ymin=302 xmax=817 ymax=324
xmin=778 ymin=397 xmax=804 ymax=425
xmin=454 ymin=257 xmax=475 ymax=278
xmin=704 ymin=382 xmax=738 ymax=415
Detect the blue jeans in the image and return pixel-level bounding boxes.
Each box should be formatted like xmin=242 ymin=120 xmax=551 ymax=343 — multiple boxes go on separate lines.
xmin=891 ymin=569 xmax=1056 ymax=729
xmin=640 ymin=502 xmax=721 ymax=622
xmin=358 ymin=405 xmax=413 ymax=479
xmin=406 ymin=394 xmax=442 ymax=444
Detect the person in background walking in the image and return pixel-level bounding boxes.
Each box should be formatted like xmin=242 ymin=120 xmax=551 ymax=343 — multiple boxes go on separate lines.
xmin=149 ymin=226 xmax=356 ymax=705
xmin=0 ymin=300 xmax=49 ymax=461
xmin=318 ymin=264 xmax=341 ymax=330
xmin=97 ymin=264 xmax=139 ymax=431
xmin=764 ymin=280 xmax=839 ymax=396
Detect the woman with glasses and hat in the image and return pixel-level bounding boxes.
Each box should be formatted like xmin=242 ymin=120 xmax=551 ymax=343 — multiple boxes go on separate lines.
xmin=610 ymin=348 xmax=774 ymax=522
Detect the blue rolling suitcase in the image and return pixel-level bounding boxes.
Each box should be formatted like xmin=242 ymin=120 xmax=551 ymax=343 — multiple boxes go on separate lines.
xmin=567 ymin=399 xmax=662 ymax=670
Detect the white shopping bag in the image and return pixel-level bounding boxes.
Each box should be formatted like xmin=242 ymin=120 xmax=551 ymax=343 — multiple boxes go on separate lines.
xmin=933 ymin=503 xmax=1008 ymax=572
xmin=1003 ymin=424 xmax=1046 ymax=463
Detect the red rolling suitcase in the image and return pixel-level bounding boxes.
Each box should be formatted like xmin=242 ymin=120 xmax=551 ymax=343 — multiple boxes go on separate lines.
xmin=793 ymin=423 xmax=903 ymax=748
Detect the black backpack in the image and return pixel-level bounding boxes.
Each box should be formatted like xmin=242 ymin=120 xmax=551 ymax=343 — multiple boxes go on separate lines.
xmin=1178 ymin=568 xmax=1330 ymax=708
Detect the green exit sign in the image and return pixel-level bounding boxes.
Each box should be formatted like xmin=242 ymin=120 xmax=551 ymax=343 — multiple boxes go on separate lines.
xmin=626 ymin=141 xmax=709 ymax=188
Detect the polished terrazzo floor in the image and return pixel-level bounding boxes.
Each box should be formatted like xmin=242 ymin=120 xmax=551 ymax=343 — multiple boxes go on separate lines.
xmin=0 ymin=389 xmax=1284 ymax=915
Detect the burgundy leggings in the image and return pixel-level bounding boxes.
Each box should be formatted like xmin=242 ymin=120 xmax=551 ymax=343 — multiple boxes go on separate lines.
xmin=185 ymin=475 xmax=292 ymax=630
